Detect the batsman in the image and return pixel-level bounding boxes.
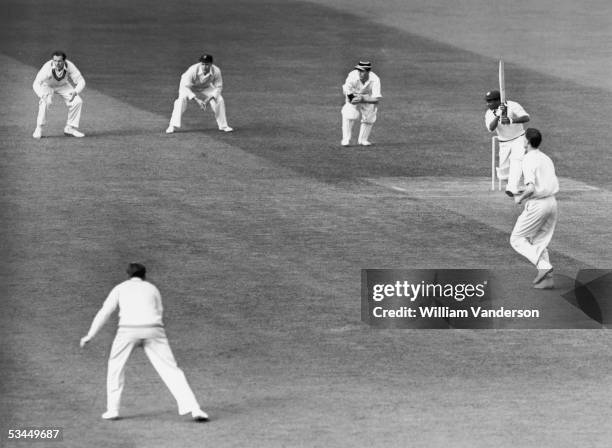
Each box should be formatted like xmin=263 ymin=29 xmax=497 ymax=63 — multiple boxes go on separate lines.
xmin=485 ymin=59 xmax=530 ymax=197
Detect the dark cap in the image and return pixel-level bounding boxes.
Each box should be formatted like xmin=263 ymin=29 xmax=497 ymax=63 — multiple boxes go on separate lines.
xmin=485 ymin=90 xmax=501 ymax=101
xmin=199 ymin=54 xmax=213 ymax=64
xmin=354 ymin=61 xmax=372 ymax=71
xmin=126 ymin=262 xmax=146 ymax=279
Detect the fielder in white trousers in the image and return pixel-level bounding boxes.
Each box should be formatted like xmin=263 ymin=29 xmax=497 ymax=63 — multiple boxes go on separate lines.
xmin=169 ymin=86 xmax=230 ymax=130
xmin=32 ymin=51 xmax=86 ymax=138
xmin=510 ymin=128 xmax=559 ymax=288
xmin=107 ymin=326 xmax=201 ymax=416
xmin=80 ymin=263 xmax=208 ymax=421
xmin=167 ymin=55 xmax=232 ymax=133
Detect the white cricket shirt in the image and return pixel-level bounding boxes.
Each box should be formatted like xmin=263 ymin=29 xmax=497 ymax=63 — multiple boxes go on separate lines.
xmin=485 ymin=100 xmax=529 ymax=141
xmin=180 ymin=63 xmax=223 ymax=99
xmin=86 ymin=278 xmax=164 ymax=338
xmin=522 ymin=149 xmax=559 ymax=198
xmin=342 ymin=70 xmax=382 ymax=100
xmin=32 ymin=59 xmax=85 ymax=97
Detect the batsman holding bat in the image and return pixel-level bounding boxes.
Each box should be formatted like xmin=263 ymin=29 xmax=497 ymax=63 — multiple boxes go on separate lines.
xmin=485 ymin=59 xmax=530 ymax=197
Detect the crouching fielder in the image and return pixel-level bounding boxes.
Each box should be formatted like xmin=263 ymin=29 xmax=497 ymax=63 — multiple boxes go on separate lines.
xmin=32 ymin=51 xmax=86 ymax=139
xmin=510 ymin=128 xmax=559 ymax=289
xmin=166 ymin=54 xmax=233 ymax=133
xmin=341 ymin=61 xmax=382 ymax=146
xmin=80 ymin=263 xmax=209 ymax=422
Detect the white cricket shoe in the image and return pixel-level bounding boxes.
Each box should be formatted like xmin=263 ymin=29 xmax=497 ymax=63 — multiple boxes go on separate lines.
xmin=533 ymin=275 xmax=554 ymax=289
xmin=359 ymin=140 xmax=372 ymax=146
xmin=341 ymin=139 xmax=350 ymax=146
xmin=166 ymin=125 xmax=175 ymax=134
xmin=101 ymin=410 xmax=119 ymax=420
xmin=64 ymin=126 xmax=85 ymax=138
xmin=533 ymin=267 xmax=553 ymax=285
xmin=191 ymin=409 xmax=209 ymax=421
xmin=33 ymin=127 xmax=42 ymax=139
xmin=219 ymin=126 xmax=233 ymax=132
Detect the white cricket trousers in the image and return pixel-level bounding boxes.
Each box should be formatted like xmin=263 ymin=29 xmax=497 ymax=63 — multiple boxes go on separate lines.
xmin=341 ymin=102 xmax=377 ymax=143
xmin=497 ymin=135 xmax=526 ymax=192
xmin=510 ymin=196 xmax=558 ymax=270
xmin=106 ymin=326 xmax=201 ymax=415
xmin=169 ymin=87 xmax=229 ymax=129
xmin=36 ymin=84 xmax=83 ymax=128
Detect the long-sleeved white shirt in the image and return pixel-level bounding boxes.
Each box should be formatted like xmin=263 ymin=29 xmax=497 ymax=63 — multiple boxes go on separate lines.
xmin=180 ymin=63 xmax=223 ymax=99
xmin=485 ymin=100 xmax=529 ymax=141
xmin=522 ymin=149 xmax=559 ymax=198
xmin=342 ymin=70 xmax=382 ymax=101
xmin=85 ymin=278 xmax=164 ymax=338
xmin=32 ymin=59 xmax=85 ymax=97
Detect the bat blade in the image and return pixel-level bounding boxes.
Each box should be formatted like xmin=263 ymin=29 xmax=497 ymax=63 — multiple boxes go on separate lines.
xmin=498 ymin=59 xmax=506 ymax=104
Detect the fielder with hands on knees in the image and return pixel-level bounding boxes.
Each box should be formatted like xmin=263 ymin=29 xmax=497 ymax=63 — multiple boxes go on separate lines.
xmin=510 ymin=128 xmax=559 ymax=289
xmin=485 ymin=89 xmax=530 ymax=197
xmin=80 ymin=262 xmax=209 ymax=422
xmin=32 ymin=50 xmax=86 ymax=139
xmin=166 ymin=53 xmax=233 ymax=134
xmin=341 ymin=61 xmax=382 ymax=146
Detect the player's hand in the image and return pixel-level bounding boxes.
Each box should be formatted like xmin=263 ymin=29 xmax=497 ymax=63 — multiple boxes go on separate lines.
xmin=68 ymin=91 xmax=77 ymax=103
xmin=195 ymin=98 xmax=207 ymax=110
xmin=351 ymin=94 xmax=362 ymax=104
xmin=80 ymin=335 xmax=92 ymax=348
xmin=514 ymin=195 xmax=523 ymax=205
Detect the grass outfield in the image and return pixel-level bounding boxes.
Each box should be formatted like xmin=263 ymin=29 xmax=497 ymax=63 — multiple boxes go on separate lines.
xmin=1 ymin=1 xmax=612 ymax=447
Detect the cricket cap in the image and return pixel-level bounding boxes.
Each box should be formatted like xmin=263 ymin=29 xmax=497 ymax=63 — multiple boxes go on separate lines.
xmin=199 ymin=54 xmax=213 ymax=63
xmin=485 ymin=90 xmax=501 ymax=101
xmin=355 ymin=61 xmax=372 ymax=71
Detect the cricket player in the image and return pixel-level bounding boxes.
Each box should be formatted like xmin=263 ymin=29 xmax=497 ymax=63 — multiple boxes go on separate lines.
xmin=510 ymin=128 xmax=559 ymax=289
xmin=32 ymin=51 xmax=86 ymax=139
xmin=166 ymin=54 xmax=233 ymax=133
xmin=485 ymin=90 xmax=530 ymax=196
xmin=341 ymin=61 xmax=382 ymax=146
xmin=80 ymin=263 xmax=209 ymax=422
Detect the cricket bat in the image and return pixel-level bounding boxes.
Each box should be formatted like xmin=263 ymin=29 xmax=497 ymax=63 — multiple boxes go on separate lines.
xmin=498 ymin=59 xmax=506 ymax=102
xmin=498 ymin=58 xmax=507 ymax=118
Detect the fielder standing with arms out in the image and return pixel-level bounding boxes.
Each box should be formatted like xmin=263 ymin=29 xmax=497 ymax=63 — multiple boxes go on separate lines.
xmin=341 ymin=61 xmax=382 ymax=146
xmin=32 ymin=51 xmax=86 ymax=139
xmin=485 ymin=89 xmax=530 ymax=196
xmin=80 ymin=263 xmax=209 ymax=421
xmin=166 ymin=54 xmax=233 ymax=133
xmin=510 ymin=128 xmax=559 ymax=289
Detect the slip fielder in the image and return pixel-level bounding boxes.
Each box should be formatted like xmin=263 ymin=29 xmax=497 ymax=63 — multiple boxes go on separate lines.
xmin=32 ymin=51 xmax=86 ymax=139
xmin=166 ymin=54 xmax=233 ymax=134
